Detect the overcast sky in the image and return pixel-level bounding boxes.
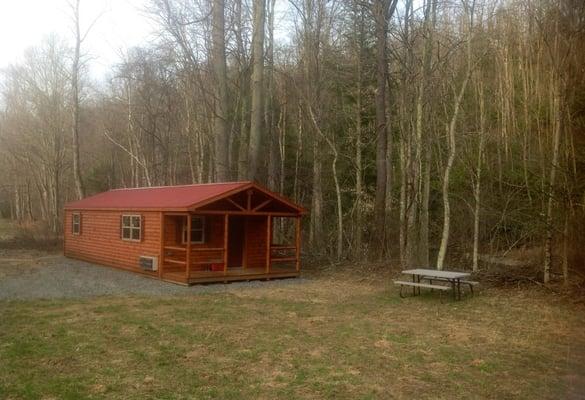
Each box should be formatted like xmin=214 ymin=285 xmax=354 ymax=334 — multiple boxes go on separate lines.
xmin=0 ymin=0 xmax=156 ymax=79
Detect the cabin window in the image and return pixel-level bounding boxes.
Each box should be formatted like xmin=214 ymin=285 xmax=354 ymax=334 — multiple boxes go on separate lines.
xmin=72 ymin=213 xmax=81 ymax=235
xmin=121 ymin=214 xmax=142 ymax=241
xmin=182 ymin=216 xmax=205 ymax=244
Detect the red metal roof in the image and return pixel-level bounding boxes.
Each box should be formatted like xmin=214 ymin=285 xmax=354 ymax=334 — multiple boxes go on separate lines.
xmin=65 ymin=181 xmax=253 ymax=210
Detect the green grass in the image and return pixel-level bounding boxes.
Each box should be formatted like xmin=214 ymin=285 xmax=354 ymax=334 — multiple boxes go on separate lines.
xmin=0 ymin=275 xmax=583 ymax=399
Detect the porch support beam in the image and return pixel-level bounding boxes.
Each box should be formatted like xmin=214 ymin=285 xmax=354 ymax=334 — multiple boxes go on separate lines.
xmin=226 ymin=198 xmax=246 ymax=211
xmin=223 ymin=214 xmax=229 ymax=275
xmin=243 ymin=218 xmax=248 ymax=269
xmin=295 ymin=216 xmax=301 ymax=272
xmin=246 ymin=189 xmax=253 ymax=211
xmin=185 ymin=215 xmax=191 ymax=280
xmin=189 ymin=210 xmax=298 ymax=217
xmin=253 ymin=199 xmax=272 ymax=212
xmin=159 ymin=212 xmax=165 ymax=279
xmin=266 ymin=215 xmax=272 ymax=273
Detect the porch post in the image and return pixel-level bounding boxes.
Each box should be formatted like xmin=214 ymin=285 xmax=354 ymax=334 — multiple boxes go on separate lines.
xmin=185 ymin=214 xmax=191 ymax=281
xmin=242 ymin=217 xmax=248 ymax=269
xmin=266 ymin=215 xmax=272 ymax=273
xmin=295 ymin=216 xmax=301 ymax=272
xmin=159 ymin=212 xmax=164 ymax=279
xmin=223 ymin=214 xmax=229 ymax=275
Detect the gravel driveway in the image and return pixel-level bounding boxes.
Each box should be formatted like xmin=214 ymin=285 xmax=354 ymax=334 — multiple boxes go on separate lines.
xmin=0 ymin=255 xmax=306 ymax=300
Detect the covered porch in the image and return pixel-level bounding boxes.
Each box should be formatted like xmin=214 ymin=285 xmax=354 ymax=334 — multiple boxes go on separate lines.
xmin=158 ymin=187 xmax=302 ymax=285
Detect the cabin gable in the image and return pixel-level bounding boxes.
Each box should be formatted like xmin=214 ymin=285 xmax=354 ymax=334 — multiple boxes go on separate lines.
xmin=193 ymin=185 xmax=302 ymax=215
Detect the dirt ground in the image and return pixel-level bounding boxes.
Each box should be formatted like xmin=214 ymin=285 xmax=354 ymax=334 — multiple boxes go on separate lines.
xmin=0 ymin=248 xmax=309 ymax=300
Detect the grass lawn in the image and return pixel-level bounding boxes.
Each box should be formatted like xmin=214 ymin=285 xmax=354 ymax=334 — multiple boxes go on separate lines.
xmin=1 ymin=270 xmax=584 ymax=399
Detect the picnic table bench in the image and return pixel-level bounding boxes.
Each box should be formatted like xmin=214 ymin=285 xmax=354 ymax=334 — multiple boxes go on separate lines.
xmin=394 ymin=268 xmax=478 ymax=301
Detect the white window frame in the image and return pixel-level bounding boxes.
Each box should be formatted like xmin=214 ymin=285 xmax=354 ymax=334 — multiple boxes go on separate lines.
xmin=121 ymin=214 xmax=142 ymax=242
xmin=72 ymin=213 xmax=81 ymax=236
xmin=182 ymin=216 xmax=205 ymax=244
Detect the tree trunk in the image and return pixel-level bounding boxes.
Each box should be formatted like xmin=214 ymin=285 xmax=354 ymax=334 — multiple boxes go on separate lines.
xmin=248 ymin=0 xmax=266 ymax=181
xmin=473 ymin=78 xmax=486 ymax=272
xmin=414 ymin=0 xmax=435 ymax=266
xmin=310 ymin=138 xmax=323 ymax=250
xmin=544 ymin=75 xmax=561 ymax=284
xmin=71 ymin=0 xmax=85 ymax=199
xmin=354 ymin=5 xmax=364 ymax=255
xmin=212 ymin=0 xmax=230 ymax=181
xmin=437 ymin=0 xmax=474 ymax=270
xmin=266 ymin=0 xmax=278 ymax=190
xmin=308 ymin=105 xmax=342 ymax=260
xmin=562 ymin=209 xmax=569 ymax=285
xmin=373 ymin=0 xmax=389 ymax=254
xmin=293 ymin=104 xmax=303 ymax=203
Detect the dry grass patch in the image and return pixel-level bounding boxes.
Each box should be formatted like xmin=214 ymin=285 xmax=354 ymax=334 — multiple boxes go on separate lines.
xmin=0 ymin=270 xmax=583 ymax=399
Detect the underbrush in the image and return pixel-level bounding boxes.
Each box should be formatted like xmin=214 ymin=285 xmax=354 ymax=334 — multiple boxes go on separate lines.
xmin=0 ymin=219 xmax=61 ymax=250
xmin=304 ymin=254 xmax=585 ymax=298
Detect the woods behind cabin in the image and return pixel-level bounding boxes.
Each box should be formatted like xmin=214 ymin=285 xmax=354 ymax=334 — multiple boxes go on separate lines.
xmin=0 ymin=0 xmax=583 ymax=283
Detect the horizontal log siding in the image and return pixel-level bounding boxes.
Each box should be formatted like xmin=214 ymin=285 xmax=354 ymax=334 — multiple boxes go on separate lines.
xmin=64 ymin=210 xmax=161 ymax=276
xmin=245 ymin=216 xmax=267 ymax=268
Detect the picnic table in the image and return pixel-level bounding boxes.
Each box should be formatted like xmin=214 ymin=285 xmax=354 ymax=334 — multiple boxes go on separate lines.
xmin=394 ymin=268 xmax=477 ymax=301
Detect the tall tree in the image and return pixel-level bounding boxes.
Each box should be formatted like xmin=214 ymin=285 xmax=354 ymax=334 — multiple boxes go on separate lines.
xmin=248 ymin=0 xmax=266 ymax=181
xmin=211 ymin=0 xmax=230 ymax=181
xmin=372 ymin=0 xmax=397 ymax=255
xmin=437 ymin=0 xmax=475 ymax=270
xmin=70 ymin=0 xmax=86 ymax=199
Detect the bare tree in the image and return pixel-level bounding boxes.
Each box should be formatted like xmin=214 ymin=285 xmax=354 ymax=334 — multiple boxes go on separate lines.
xmin=248 ymin=0 xmax=266 ymax=181
xmin=372 ymin=0 xmax=397 ymax=255
xmin=437 ymin=0 xmax=475 ymax=270
xmin=211 ymin=0 xmax=230 ymax=181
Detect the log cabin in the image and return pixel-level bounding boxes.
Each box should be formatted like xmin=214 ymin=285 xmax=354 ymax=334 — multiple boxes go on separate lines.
xmin=63 ymin=181 xmax=306 ymax=285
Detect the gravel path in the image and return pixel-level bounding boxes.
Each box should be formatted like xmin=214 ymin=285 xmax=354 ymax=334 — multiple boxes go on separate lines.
xmin=0 ymin=256 xmax=307 ymax=300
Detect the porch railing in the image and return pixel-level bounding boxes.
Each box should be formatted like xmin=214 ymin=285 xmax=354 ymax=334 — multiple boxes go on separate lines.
xmin=162 ymin=245 xmax=227 ymax=276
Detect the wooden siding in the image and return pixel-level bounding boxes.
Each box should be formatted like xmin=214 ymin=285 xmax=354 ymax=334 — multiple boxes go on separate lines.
xmin=64 ymin=210 xmax=161 ymax=276
xmin=64 ymin=197 xmax=301 ymax=285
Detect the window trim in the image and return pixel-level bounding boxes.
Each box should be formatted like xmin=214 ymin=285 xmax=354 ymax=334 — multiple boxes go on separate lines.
xmin=121 ymin=214 xmax=142 ymax=242
xmin=182 ymin=216 xmax=205 ymax=244
xmin=72 ymin=213 xmax=81 ymax=236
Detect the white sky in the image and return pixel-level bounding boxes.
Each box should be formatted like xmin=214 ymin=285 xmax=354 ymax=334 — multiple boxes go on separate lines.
xmin=0 ymin=0 xmax=295 ymax=84
xmin=0 ymin=0 xmax=155 ymax=79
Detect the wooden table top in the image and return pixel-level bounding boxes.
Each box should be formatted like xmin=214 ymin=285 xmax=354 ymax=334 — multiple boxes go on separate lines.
xmin=401 ymin=268 xmax=470 ymax=279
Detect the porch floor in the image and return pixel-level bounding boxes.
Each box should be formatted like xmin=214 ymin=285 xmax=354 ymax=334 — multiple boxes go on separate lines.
xmin=162 ymin=266 xmax=299 ymax=285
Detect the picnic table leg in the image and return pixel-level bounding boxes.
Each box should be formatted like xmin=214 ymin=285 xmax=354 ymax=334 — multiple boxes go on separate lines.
xmin=417 ymin=275 xmax=421 ymax=295
xmin=412 ymin=274 xmax=416 ymax=296
xmin=457 ymin=279 xmax=462 ymax=300
xmin=399 ymin=285 xmax=407 ymax=298
xmin=451 ymin=280 xmax=457 ymax=300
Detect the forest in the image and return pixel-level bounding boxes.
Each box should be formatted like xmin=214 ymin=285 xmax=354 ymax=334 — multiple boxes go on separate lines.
xmin=0 ymin=0 xmax=583 ymax=283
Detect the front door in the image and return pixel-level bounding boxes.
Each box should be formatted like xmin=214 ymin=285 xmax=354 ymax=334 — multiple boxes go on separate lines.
xmin=227 ymin=216 xmax=245 ymax=268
